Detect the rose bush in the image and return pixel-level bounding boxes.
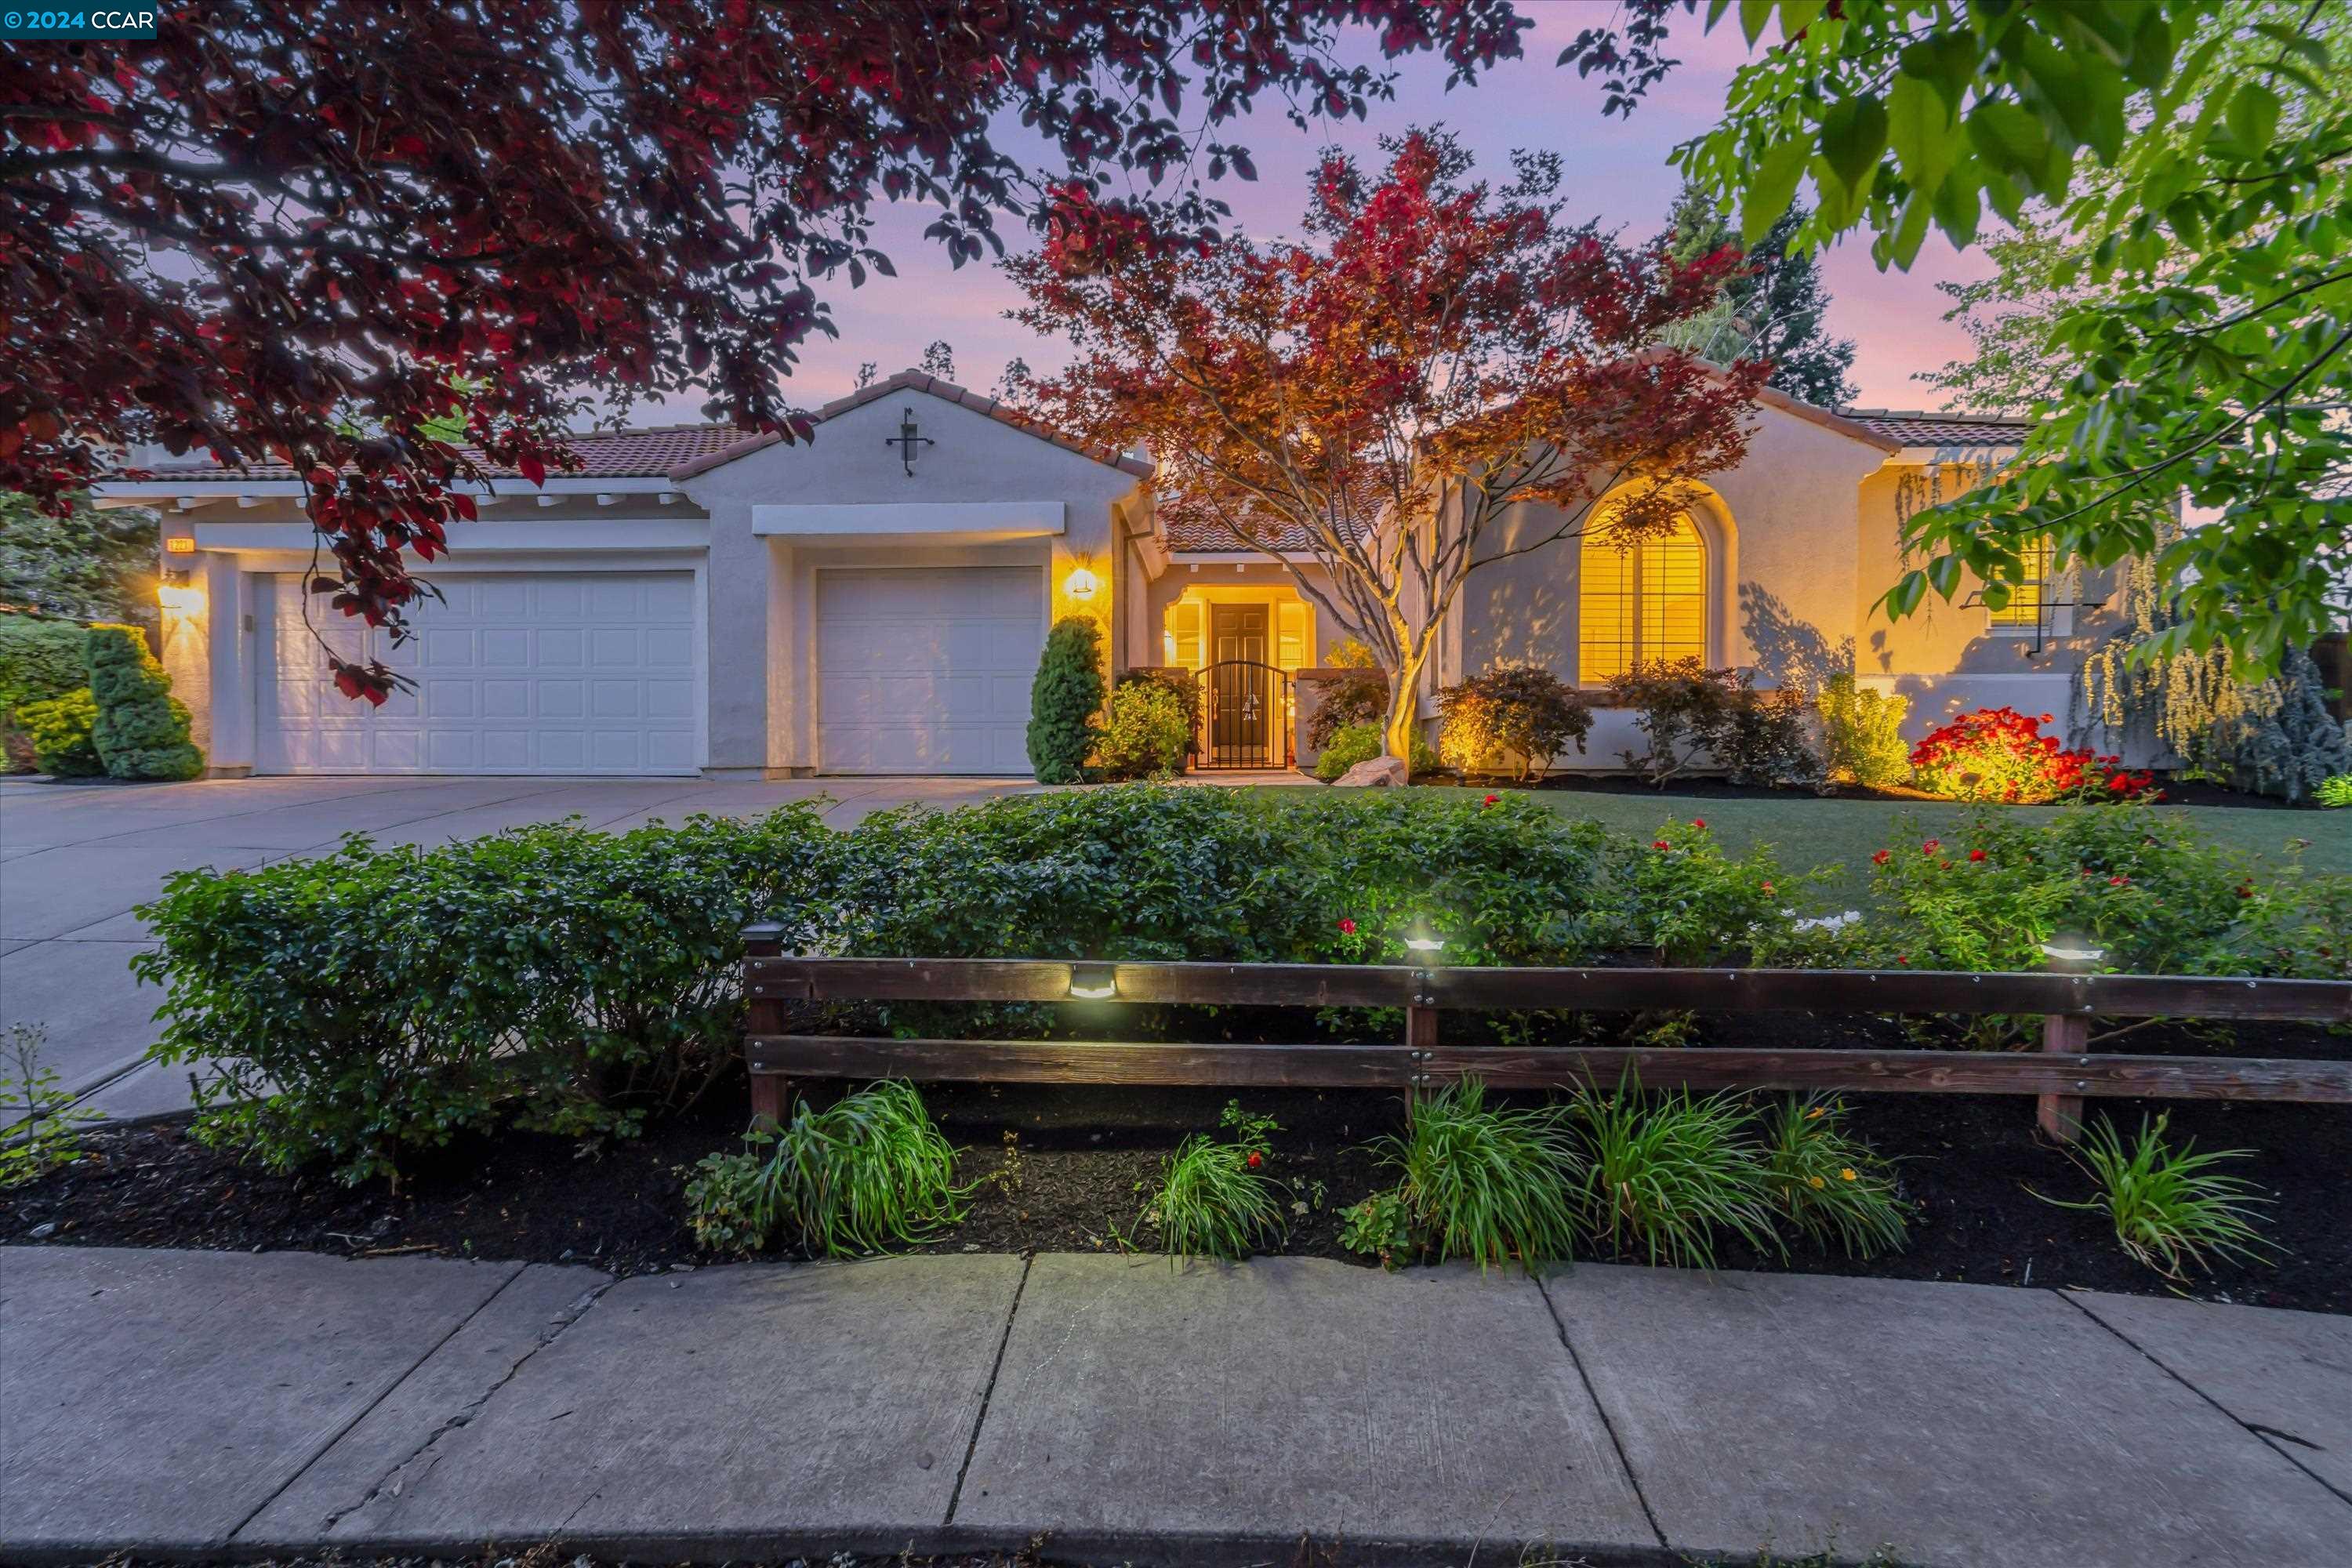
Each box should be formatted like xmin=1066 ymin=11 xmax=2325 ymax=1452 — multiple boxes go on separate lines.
xmin=1910 ymin=707 xmax=2155 ymax=804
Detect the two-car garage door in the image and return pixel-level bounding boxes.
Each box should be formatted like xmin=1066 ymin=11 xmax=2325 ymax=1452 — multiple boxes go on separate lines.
xmin=260 ymin=572 xmax=699 ymax=775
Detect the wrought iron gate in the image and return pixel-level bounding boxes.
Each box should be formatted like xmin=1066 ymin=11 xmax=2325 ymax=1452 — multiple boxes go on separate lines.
xmin=1200 ymin=659 xmax=1291 ymax=769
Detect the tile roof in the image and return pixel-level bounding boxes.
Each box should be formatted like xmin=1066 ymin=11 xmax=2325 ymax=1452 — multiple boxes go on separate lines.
xmin=1163 ymin=516 xmax=1321 ymax=554
xmin=132 ymin=423 xmax=756 ymax=482
xmin=1838 ymin=409 xmax=2034 ymax=448
xmin=123 ymin=368 xmax=1154 ymax=486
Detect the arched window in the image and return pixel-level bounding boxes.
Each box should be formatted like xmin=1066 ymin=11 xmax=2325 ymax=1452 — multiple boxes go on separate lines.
xmin=1578 ymin=514 xmax=1708 ymax=683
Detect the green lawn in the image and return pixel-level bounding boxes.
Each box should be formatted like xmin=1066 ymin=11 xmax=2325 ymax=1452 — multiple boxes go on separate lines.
xmin=1253 ymin=783 xmax=2347 ymax=903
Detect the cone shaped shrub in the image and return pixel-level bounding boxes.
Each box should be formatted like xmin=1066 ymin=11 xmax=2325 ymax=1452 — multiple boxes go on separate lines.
xmin=86 ymin=622 xmax=203 ymax=780
xmin=1026 ymin=615 xmax=1105 ymax=784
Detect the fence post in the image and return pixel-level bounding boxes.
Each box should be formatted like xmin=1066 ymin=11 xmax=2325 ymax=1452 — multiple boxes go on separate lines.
xmin=2037 ymin=955 xmax=2093 ymax=1142
xmin=743 ymin=921 xmax=789 ymax=1129
xmin=1406 ymin=967 xmax=1439 ymax=1094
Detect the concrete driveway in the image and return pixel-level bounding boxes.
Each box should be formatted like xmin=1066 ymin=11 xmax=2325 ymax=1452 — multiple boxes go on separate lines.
xmin=0 ymin=774 xmax=1033 ymax=1123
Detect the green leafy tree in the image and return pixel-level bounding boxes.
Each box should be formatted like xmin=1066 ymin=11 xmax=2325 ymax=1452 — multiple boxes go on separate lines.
xmin=1559 ymin=0 xmax=2352 ymax=673
xmin=1026 ymin=616 xmax=1106 ymax=786
xmin=86 ymin=623 xmax=203 ymax=781
xmin=1658 ymin=182 xmax=1858 ymax=407
xmin=0 ymin=492 xmax=154 ymax=625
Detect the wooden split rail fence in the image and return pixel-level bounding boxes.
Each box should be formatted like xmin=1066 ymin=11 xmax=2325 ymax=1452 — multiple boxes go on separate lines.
xmin=739 ymin=925 xmax=2352 ymax=1141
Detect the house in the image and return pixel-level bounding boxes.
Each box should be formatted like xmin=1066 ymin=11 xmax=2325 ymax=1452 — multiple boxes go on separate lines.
xmin=99 ymin=369 xmax=2085 ymax=779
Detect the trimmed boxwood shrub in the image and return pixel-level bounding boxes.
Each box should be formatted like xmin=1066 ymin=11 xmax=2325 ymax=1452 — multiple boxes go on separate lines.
xmin=1026 ymin=615 xmax=1105 ymax=784
xmin=1 ymin=611 xmax=91 ymax=772
xmin=132 ymin=806 xmax=840 ymax=1185
xmin=14 ymin=686 xmax=102 ymax=777
xmin=87 ymin=622 xmax=204 ymax=780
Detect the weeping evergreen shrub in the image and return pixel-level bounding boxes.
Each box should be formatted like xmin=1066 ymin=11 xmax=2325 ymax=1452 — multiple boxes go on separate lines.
xmin=1025 ymin=615 xmax=1105 ymax=785
xmin=86 ymin=622 xmax=203 ymax=780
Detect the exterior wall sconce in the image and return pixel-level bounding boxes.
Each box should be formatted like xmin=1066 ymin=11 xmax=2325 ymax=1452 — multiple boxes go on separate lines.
xmin=158 ymin=571 xmax=204 ymax=615
xmin=1063 ymin=566 xmax=1101 ymax=602
xmin=884 ymin=408 xmax=934 ymax=476
xmin=1068 ymin=961 xmax=1118 ymax=1000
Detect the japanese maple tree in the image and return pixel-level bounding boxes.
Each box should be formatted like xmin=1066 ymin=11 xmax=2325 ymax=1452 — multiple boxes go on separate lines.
xmin=1010 ymin=129 xmax=1766 ymax=760
xmin=0 ymin=0 xmax=1529 ymax=702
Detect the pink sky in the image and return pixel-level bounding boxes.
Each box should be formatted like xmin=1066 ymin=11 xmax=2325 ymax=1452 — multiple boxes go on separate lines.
xmin=648 ymin=10 xmax=1994 ymax=420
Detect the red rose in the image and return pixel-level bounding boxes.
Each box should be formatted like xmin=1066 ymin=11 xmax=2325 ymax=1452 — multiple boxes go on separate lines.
xmin=1968 ymin=849 xmax=1986 ymax=862
xmin=1895 ymin=953 xmax=1910 ymax=965
xmin=1653 ymin=839 xmax=1671 ymax=851
xmin=1690 ymin=818 xmax=1706 ymax=829
xmin=2038 ymin=713 xmax=2054 ymax=724
xmin=1760 ymin=880 xmax=1774 ymax=894
xmin=2109 ymin=875 xmax=2128 ymax=887
xmin=1338 ymin=917 xmax=1357 ymax=935
xmin=1871 ymin=850 xmax=1891 ymax=866
xmin=1483 ymin=793 xmax=1499 ymax=806
xmin=1922 ymin=839 xmax=1940 ymax=854
xmin=1246 ymin=1151 xmax=1263 ymax=1168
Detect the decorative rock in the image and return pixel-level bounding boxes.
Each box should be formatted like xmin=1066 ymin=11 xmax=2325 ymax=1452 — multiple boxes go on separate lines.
xmin=1333 ymin=755 xmax=1408 ymax=788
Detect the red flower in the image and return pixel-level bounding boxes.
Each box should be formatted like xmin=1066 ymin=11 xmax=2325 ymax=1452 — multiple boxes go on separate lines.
xmin=2109 ymin=875 xmax=2129 ymax=887
xmin=1940 ymin=860 xmax=1952 ymax=870
xmin=1246 ymin=1151 xmax=1263 ymax=1168
xmin=1653 ymin=839 xmax=1671 ymax=851
xmin=1690 ymin=818 xmax=1706 ymax=829
xmin=1338 ymin=917 xmax=1357 ymax=935
xmin=1895 ymin=953 xmax=1910 ymax=965
xmin=1483 ymin=793 xmax=1499 ymax=806
xmin=2038 ymin=713 xmax=2054 ymax=724
xmin=1871 ymin=850 xmax=1891 ymax=866
xmin=1760 ymin=880 xmax=1774 ymax=894
xmin=1968 ymin=849 xmax=1986 ymax=862
xmin=2238 ymin=884 xmax=2255 ymax=899
xmin=1922 ymin=839 xmax=1940 ymax=855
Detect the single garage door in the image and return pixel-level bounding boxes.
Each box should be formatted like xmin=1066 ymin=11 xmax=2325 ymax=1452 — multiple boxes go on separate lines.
xmin=816 ymin=565 xmax=1044 ymax=774
xmin=260 ymin=572 xmax=699 ymax=775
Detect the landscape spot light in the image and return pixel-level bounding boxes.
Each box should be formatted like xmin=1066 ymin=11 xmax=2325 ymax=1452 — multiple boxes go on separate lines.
xmin=1069 ymin=961 xmax=1118 ymax=1000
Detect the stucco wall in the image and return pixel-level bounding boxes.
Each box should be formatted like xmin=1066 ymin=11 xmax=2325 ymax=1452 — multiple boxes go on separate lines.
xmin=1456 ymin=401 xmax=1887 ymax=695
xmin=682 ymin=390 xmax=1141 ymax=773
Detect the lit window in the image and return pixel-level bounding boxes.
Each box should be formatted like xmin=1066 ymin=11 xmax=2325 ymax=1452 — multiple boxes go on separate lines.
xmin=1988 ymin=537 xmax=2053 ymax=627
xmin=1578 ymin=514 xmax=1707 ymax=683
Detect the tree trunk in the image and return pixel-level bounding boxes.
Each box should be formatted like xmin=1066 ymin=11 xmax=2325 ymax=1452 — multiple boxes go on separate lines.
xmin=1382 ymin=643 xmax=1429 ymax=765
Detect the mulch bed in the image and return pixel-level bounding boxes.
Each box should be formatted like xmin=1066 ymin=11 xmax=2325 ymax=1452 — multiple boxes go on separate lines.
xmin=9 ymin=1016 xmax=2346 ymax=1315
xmin=1406 ymin=771 xmax=2323 ymax=810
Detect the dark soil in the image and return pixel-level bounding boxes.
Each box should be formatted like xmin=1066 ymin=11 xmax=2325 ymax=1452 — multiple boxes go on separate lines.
xmin=9 ymin=1018 xmax=2346 ymax=1315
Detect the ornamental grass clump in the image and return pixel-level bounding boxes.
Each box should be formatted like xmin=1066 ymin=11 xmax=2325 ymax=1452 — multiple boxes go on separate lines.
xmin=1569 ymin=1076 xmax=1778 ymax=1269
xmin=1344 ymin=1078 xmax=1583 ymax=1272
xmin=2034 ymin=1112 xmax=2272 ymax=1282
xmin=687 ymin=1080 xmax=964 ymax=1258
xmin=1762 ymin=1095 xmax=1907 ymax=1258
xmin=1145 ymin=1100 xmax=1287 ymax=1260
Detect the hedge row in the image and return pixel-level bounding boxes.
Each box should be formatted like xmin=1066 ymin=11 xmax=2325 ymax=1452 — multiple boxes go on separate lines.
xmin=135 ymin=789 xmax=2350 ymax=1185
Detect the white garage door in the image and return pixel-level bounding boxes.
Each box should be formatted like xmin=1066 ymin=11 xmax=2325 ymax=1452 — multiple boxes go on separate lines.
xmin=817 ymin=566 xmax=1043 ymax=774
xmin=260 ymin=572 xmax=699 ymax=775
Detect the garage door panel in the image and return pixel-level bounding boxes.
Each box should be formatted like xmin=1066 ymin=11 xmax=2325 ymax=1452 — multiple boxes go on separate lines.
xmin=816 ymin=566 xmax=1044 ymax=775
xmin=262 ymin=571 xmax=698 ymax=775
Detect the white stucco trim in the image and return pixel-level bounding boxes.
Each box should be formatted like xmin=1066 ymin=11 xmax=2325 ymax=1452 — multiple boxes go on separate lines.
xmin=190 ymin=519 xmax=709 ymax=553
xmin=750 ymin=501 xmax=1065 ymax=543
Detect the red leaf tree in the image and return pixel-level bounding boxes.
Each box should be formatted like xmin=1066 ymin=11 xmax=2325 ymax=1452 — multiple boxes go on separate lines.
xmin=1011 ymin=129 xmax=1766 ymax=761
xmin=0 ymin=1 xmax=1530 ymax=701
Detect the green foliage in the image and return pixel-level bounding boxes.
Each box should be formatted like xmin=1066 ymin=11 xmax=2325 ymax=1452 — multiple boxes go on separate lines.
xmin=1608 ymin=658 xmax=1821 ymax=789
xmin=85 ymin=622 xmax=202 ymax=780
xmin=1577 ymin=1 xmax=2352 ymax=673
xmin=1145 ymin=1100 xmax=1287 ymax=1260
xmin=1815 ymin=673 xmax=1911 ymax=789
xmin=2036 ymin=1112 xmax=2272 ymax=1281
xmin=1305 ymin=650 xmax=1390 ymax=752
xmin=131 ymin=806 xmax=839 ymax=1185
xmin=1094 ymin=676 xmax=1192 ymax=779
xmin=14 ymin=685 xmax=100 ymax=777
xmin=2320 ymin=774 xmax=2352 ymax=808
xmin=1657 ymin=180 xmax=1858 ymax=407
xmin=1762 ymin=1095 xmax=1908 ymax=1258
xmin=1118 ymin=667 xmax=1201 ymax=757
xmin=1568 ymin=816 xmax=1822 ymax=966
xmin=1314 ymin=719 xmax=1439 ymax=780
xmin=1 ymin=611 xmax=93 ymax=771
xmin=1347 ymin=1079 xmax=1584 ymax=1272
xmin=0 ymin=491 xmax=157 ymax=624
xmin=1 ymin=1022 xmax=101 ymax=1189
xmin=1026 ymin=615 xmax=1105 ymax=785
xmin=686 ymin=1081 xmax=964 ymax=1258
xmin=1437 ymin=665 xmax=1594 ymax=780
xmin=1568 ymin=1076 xmax=1779 ymax=1270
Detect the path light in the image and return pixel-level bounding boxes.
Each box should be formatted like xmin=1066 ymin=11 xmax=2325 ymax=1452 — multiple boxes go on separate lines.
xmin=1068 ymin=961 xmax=1118 ymax=1000
xmin=1402 ymin=923 xmax=1446 ymax=954
xmin=2040 ymin=940 xmax=2107 ymax=965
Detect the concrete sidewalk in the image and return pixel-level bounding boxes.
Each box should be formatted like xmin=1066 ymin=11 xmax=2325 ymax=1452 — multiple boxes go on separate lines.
xmin=2 ymin=1247 xmax=2345 ymax=1566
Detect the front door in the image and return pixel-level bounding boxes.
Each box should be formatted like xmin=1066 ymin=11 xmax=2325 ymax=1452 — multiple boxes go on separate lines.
xmin=1206 ymin=604 xmax=1279 ymax=767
